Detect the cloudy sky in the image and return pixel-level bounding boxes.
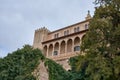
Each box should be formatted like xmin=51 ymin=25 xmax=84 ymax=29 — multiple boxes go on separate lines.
xmin=0 ymin=0 xmax=95 ymax=57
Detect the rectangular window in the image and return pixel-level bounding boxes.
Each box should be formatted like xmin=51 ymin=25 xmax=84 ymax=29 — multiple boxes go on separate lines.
xmin=74 ymin=27 xmax=79 ymax=33
xmin=77 ymin=27 xmax=79 ymax=32
xmin=64 ymin=30 xmax=69 ymax=36
xmin=74 ymin=28 xmax=77 ymax=33
xmin=54 ymin=33 xmax=59 ymax=38
xmin=53 ymin=51 xmax=58 ymax=55
xmin=67 ymin=30 xmax=69 ymax=35
xmin=57 ymin=33 xmax=59 ymax=38
xmin=64 ymin=31 xmax=67 ymax=36
xmin=74 ymin=46 xmax=80 ymax=51
xmin=85 ymin=24 xmax=88 ymax=29
xmin=54 ymin=34 xmax=57 ymax=38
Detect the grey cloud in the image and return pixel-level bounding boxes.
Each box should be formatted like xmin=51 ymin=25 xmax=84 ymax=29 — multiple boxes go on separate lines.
xmin=0 ymin=0 xmax=95 ymax=57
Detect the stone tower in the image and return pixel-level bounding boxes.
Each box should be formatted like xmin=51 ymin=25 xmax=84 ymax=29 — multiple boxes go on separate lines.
xmin=33 ymin=27 xmax=50 ymax=50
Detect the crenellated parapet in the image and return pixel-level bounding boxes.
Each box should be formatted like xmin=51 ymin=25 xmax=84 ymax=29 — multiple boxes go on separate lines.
xmin=35 ymin=27 xmax=50 ymax=33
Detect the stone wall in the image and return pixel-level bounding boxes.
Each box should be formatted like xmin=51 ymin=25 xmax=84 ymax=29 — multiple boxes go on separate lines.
xmin=56 ymin=59 xmax=71 ymax=71
xmin=33 ymin=61 xmax=49 ymax=80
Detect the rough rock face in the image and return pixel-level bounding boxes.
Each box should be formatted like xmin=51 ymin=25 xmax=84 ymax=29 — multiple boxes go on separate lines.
xmin=33 ymin=61 xmax=49 ymax=80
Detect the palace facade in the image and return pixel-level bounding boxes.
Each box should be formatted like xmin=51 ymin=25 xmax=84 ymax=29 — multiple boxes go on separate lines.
xmin=33 ymin=11 xmax=91 ymax=70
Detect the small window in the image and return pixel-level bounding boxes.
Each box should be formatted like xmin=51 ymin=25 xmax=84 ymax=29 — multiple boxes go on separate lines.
xmin=74 ymin=27 xmax=79 ymax=33
xmin=77 ymin=27 xmax=79 ymax=32
xmin=74 ymin=46 xmax=80 ymax=51
xmin=53 ymin=51 xmax=58 ymax=55
xmin=57 ymin=33 xmax=59 ymax=38
xmin=54 ymin=33 xmax=59 ymax=38
xmin=64 ymin=31 xmax=67 ymax=36
xmin=54 ymin=34 xmax=57 ymax=38
xmin=64 ymin=30 xmax=69 ymax=36
xmin=67 ymin=30 xmax=69 ymax=35
xmin=85 ymin=24 xmax=88 ymax=29
xmin=74 ymin=28 xmax=77 ymax=33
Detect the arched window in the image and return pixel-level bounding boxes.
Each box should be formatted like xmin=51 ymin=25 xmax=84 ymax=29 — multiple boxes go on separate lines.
xmin=48 ymin=44 xmax=53 ymax=56
xmin=60 ymin=41 xmax=65 ymax=54
xmin=74 ymin=37 xmax=80 ymax=51
xmin=67 ymin=39 xmax=72 ymax=52
xmin=81 ymin=35 xmax=86 ymax=41
xmin=43 ymin=45 xmax=47 ymax=56
xmin=54 ymin=42 xmax=59 ymax=56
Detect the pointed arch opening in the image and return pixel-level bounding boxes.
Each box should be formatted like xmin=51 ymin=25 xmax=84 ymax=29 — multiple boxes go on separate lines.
xmin=43 ymin=45 xmax=47 ymax=56
xmin=81 ymin=35 xmax=86 ymax=41
xmin=74 ymin=37 xmax=80 ymax=51
xmin=60 ymin=41 xmax=65 ymax=54
xmin=67 ymin=39 xmax=73 ymax=52
xmin=48 ymin=44 xmax=53 ymax=56
xmin=54 ymin=42 xmax=59 ymax=56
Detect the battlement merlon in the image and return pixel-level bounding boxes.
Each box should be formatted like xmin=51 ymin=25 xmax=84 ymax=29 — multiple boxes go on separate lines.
xmin=35 ymin=27 xmax=51 ymax=33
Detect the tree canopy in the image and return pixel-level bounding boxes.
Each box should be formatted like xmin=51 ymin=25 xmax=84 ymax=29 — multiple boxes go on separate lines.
xmin=72 ymin=0 xmax=120 ymax=80
xmin=0 ymin=45 xmax=70 ymax=80
xmin=0 ymin=45 xmax=45 ymax=80
xmin=0 ymin=0 xmax=120 ymax=80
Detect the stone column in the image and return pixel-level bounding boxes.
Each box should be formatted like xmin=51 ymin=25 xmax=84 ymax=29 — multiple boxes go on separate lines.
xmin=52 ymin=44 xmax=54 ymax=56
xmin=72 ymin=40 xmax=74 ymax=52
xmin=46 ymin=47 xmax=48 ymax=57
xmin=65 ymin=42 xmax=67 ymax=54
xmin=58 ymin=44 xmax=60 ymax=55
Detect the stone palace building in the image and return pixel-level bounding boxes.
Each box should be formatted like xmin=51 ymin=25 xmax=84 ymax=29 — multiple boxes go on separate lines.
xmin=33 ymin=11 xmax=91 ymax=70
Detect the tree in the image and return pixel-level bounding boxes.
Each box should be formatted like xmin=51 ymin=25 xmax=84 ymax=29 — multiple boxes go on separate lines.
xmin=0 ymin=45 xmax=71 ymax=80
xmin=73 ymin=0 xmax=120 ymax=80
xmin=0 ymin=45 xmax=45 ymax=80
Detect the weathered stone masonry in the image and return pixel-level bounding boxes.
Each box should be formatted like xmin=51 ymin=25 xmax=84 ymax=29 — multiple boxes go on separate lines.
xmin=33 ymin=11 xmax=91 ymax=70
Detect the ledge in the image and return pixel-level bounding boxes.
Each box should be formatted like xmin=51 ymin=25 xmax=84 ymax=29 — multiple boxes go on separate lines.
xmin=47 ymin=52 xmax=80 ymax=61
xmin=48 ymin=19 xmax=91 ymax=34
xmin=42 ymin=29 xmax=88 ymax=44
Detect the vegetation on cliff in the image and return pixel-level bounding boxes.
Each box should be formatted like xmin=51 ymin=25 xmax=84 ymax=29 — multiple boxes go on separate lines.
xmin=0 ymin=45 xmax=45 ymax=80
xmin=0 ymin=45 xmax=70 ymax=80
xmin=45 ymin=59 xmax=71 ymax=80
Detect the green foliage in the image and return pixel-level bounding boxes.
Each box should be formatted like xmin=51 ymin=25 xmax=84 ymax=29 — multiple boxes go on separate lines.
xmin=0 ymin=45 xmax=72 ymax=80
xmin=0 ymin=45 xmax=45 ymax=80
xmin=69 ymin=56 xmax=86 ymax=80
xmin=1 ymin=0 xmax=120 ymax=80
xmin=45 ymin=59 xmax=71 ymax=80
xmin=71 ymin=0 xmax=120 ymax=80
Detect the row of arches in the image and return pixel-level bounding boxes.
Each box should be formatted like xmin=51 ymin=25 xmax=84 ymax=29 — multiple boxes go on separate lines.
xmin=43 ymin=37 xmax=81 ymax=56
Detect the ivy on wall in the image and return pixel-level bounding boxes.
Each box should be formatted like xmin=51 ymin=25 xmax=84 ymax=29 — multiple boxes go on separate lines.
xmin=45 ymin=59 xmax=71 ymax=80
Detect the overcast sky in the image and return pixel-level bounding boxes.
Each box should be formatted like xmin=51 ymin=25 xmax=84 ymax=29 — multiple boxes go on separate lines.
xmin=0 ymin=0 xmax=95 ymax=58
